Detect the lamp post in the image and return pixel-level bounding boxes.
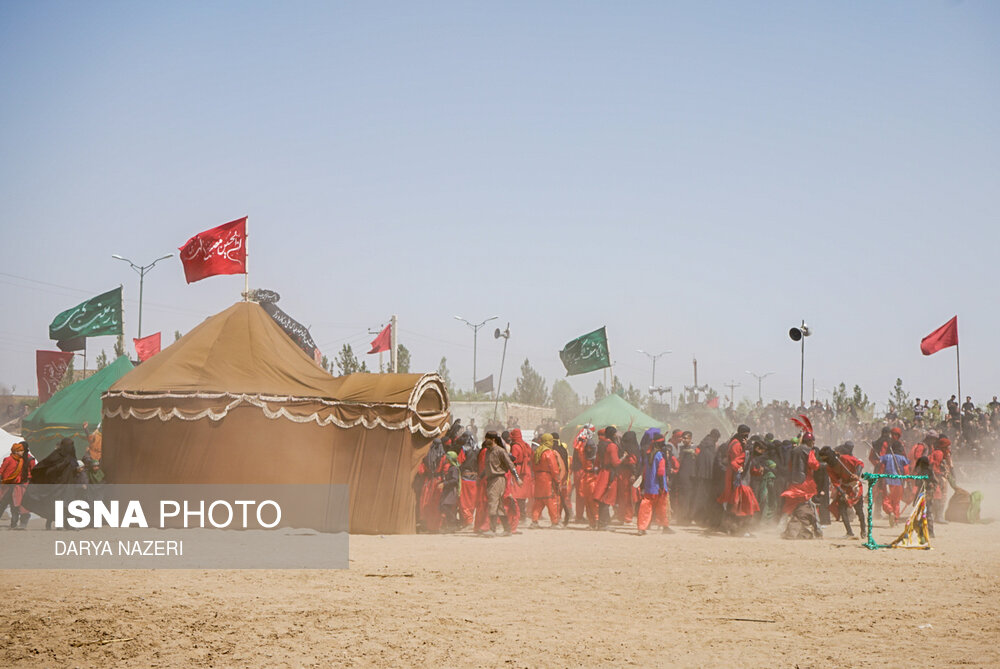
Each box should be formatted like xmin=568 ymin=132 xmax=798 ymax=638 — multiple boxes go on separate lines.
xmin=745 ymin=370 xmax=775 ymax=403
xmin=112 ymin=253 xmax=174 ymax=339
xmin=493 ymin=323 xmax=510 ymax=421
xmin=788 ymin=320 xmax=812 ymax=408
xmin=636 ymin=349 xmax=671 ymax=388
xmin=454 ymin=315 xmax=497 ymax=391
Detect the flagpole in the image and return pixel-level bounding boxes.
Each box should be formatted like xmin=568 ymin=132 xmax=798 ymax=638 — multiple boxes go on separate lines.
xmin=956 ymin=342 xmax=962 ymax=437
xmin=244 ymin=216 xmax=249 ymax=301
xmin=390 ymin=314 xmax=398 ymax=373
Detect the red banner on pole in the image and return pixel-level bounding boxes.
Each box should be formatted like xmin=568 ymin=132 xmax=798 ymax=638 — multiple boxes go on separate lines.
xmin=178 ymin=217 xmax=247 ymax=283
xmin=134 ymin=332 xmax=161 ymax=362
xmin=36 ymin=350 xmax=73 ymax=403
xmin=368 ymin=324 xmax=391 ymax=354
xmin=920 ymin=316 xmax=958 ymax=356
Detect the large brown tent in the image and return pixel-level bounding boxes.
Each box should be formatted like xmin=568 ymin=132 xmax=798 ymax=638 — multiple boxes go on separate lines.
xmin=101 ymin=302 xmax=449 ymax=534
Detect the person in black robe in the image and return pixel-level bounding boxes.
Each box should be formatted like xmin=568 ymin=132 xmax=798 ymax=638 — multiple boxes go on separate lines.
xmin=438 ymin=451 xmax=461 ymax=532
xmin=673 ymin=431 xmax=698 ymax=524
xmin=22 ymin=438 xmax=81 ymax=529
xmin=692 ymin=429 xmax=720 ymax=526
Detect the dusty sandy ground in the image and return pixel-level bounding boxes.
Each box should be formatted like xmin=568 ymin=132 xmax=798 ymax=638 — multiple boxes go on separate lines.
xmin=1 ymin=483 xmax=998 ymax=669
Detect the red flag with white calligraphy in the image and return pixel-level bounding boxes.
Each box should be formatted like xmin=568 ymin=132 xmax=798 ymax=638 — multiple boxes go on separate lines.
xmin=178 ymin=217 xmax=247 ymax=283
xmin=36 ymin=350 xmax=74 ymax=403
xmin=133 ymin=332 xmax=161 ymax=362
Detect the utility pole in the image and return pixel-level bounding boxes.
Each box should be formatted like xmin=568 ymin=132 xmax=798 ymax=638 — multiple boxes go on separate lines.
xmin=684 ymin=356 xmax=708 ymax=403
xmin=724 ymin=380 xmax=741 ymax=407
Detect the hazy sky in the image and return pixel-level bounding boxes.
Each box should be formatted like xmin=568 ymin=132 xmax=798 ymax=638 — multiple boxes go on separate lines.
xmin=1 ymin=2 xmax=997 ymax=409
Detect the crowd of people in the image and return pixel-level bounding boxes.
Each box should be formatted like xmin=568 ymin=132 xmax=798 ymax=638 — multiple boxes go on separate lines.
xmin=413 ymin=411 xmax=961 ymax=540
xmin=726 ymin=394 xmax=999 ymax=461
xmin=0 ymin=424 xmax=104 ymax=529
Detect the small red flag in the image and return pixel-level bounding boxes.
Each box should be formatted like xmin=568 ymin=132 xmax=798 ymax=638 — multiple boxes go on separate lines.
xmin=368 ymin=324 xmax=391 ymax=354
xmin=920 ymin=316 xmax=958 ymax=356
xmin=134 ymin=332 xmax=161 ymax=362
xmin=706 ymin=396 xmax=720 ymax=409
xmin=179 ymin=217 xmax=247 ymax=283
xmin=36 ymin=350 xmax=73 ymax=403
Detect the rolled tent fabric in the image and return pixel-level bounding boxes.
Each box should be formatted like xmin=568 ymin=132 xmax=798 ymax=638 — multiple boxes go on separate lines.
xmin=101 ymin=302 xmax=450 ymax=534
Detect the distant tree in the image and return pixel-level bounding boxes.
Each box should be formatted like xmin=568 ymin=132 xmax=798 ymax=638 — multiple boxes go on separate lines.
xmin=735 ymin=397 xmax=756 ymax=416
xmin=335 ymin=344 xmax=368 ymax=375
xmin=396 ymin=344 xmax=411 ymax=373
xmin=832 ymin=382 xmax=849 ymax=416
xmin=551 ymin=379 xmax=581 ymax=422
xmin=512 ymin=359 xmax=549 ymax=406
xmin=851 ymin=384 xmax=872 ymax=417
xmin=174 ymin=330 xmax=183 ymax=342
xmin=623 ymin=383 xmax=645 ymax=409
xmin=611 ymin=375 xmax=624 ymax=397
xmin=113 ymin=335 xmax=126 ymax=359
xmin=890 ymin=378 xmax=912 ymax=421
xmin=594 ymin=380 xmax=607 ymax=402
xmin=95 ymin=350 xmax=109 ymax=370
xmin=57 ymin=358 xmax=75 ymax=391
xmin=437 ymin=357 xmax=454 ymax=394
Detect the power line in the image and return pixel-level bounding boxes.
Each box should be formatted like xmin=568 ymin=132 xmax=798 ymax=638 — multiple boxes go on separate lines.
xmin=0 ymin=272 xmax=205 ymax=317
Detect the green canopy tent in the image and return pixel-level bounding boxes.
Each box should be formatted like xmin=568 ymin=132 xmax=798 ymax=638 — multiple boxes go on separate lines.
xmin=22 ymin=355 xmax=133 ymax=459
xmin=562 ymin=393 xmax=667 ymax=438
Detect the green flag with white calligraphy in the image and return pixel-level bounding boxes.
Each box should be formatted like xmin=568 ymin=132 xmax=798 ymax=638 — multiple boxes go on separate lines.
xmin=49 ymin=287 xmax=123 ymax=341
xmin=559 ymin=326 xmax=611 ymax=376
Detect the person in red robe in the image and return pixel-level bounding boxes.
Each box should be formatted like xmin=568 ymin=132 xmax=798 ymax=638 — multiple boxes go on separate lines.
xmin=716 ymin=424 xmax=758 ymax=535
xmin=778 ymin=417 xmax=821 ymax=536
xmin=458 ymin=443 xmax=480 ymax=529
xmin=928 ymin=436 xmax=953 ymax=523
xmin=879 ymin=444 xmax=909 ymax=526
xmin=577 ymin=432 xmax=600 ymax=529
xmin=530 ymin=433 xmax=565 ymax=528
xmin=820 ymin=444 xmax=865 ymax=538
xmin=571 ymin=425 xmax=595 ymax=523
xmin=905 ymin=435 xmax=931 ymax=505
xmin=473 ymin=440 xmax=492 ymax=533
xmin=507 ymin=429 xmax=533 ymax=517
xmin=593 ymin=426 xmax=621 ymax=529
xmin=0 ymin=442 xmax=35 ymax=529
xmin=416 ymin=439 xmax=446 ymax=533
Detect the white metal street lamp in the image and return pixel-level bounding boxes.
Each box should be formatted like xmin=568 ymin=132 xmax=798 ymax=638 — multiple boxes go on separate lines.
xmin=454 ymin=315 xmax=498 ymax=390
xmin=745 ymin=370 xmax=775 ymax=403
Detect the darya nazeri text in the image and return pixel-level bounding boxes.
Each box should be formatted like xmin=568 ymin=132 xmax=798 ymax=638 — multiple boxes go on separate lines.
xmin=54 ymin=540 xmax=183 ymax=556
